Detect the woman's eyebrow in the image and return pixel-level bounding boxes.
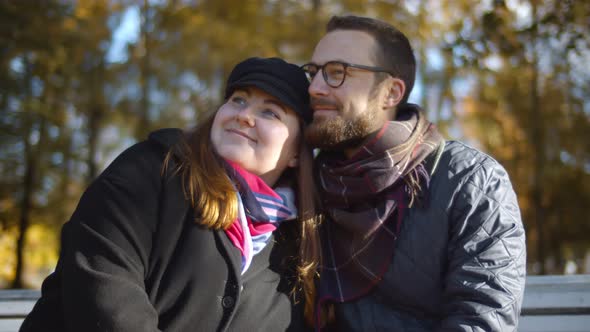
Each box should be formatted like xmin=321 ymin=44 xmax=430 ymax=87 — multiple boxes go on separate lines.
xmin=234 ymin=87 xmax=252 ymax=96
xmin=263 ymin=99 xmax=286 ymax=111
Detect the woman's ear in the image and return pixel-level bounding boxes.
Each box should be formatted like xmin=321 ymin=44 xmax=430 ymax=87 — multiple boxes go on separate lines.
xmin=384 ymin=78 xmax=405 ymax=109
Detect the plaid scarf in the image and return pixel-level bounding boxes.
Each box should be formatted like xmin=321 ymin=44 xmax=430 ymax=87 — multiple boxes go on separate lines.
xmin=223 ymin=161 xmax=297 ymax=273
xmin=316 ymin=104 xmax=444 ymax=305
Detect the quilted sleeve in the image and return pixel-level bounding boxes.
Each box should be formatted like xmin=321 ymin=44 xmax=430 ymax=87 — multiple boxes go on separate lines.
xmin=437 ymin=160 xmax=527 ymax=332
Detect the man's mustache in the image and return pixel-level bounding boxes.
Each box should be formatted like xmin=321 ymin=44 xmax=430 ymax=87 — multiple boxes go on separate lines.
xmin=310 ymin=97 xmax=340 ymax=109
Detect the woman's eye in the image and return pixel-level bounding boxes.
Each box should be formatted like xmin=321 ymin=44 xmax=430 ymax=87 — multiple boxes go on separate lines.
xmin=262 ymin=109 xmax=280 ymax=119
xmin=231 ymin=96 xmax=246 ymax=105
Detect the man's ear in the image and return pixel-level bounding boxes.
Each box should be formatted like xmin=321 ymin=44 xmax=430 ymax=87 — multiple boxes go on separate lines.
xmin=384 ymin=78 xmax=405 ymax=109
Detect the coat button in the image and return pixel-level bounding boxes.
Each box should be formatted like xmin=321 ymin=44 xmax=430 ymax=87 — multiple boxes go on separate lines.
xmin=222 ymin=295 xmax=235 ymax=309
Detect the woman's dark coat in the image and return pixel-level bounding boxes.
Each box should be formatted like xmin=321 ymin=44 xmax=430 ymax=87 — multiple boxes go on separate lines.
xmin=20 ymin=129 xmax=308 ymax=332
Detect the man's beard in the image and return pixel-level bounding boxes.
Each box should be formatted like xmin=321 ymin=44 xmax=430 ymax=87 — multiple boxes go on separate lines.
xmin=304 ymin=114 xmax=370 ymax=150
xmin=305 ymin=99 xmax=381 ymax=151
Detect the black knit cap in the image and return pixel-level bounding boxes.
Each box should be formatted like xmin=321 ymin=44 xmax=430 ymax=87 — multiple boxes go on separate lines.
xmin=224 ymin=57 xmax=312 ymax=124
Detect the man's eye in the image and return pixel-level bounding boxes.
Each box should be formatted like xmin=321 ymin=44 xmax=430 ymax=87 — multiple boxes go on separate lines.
xmin=328 ymin=69 xmax=345 ymax=76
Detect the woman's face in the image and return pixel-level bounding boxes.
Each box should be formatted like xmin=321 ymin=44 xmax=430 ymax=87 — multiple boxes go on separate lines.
xmin=211 ymin=86 xmax=301 ymax=186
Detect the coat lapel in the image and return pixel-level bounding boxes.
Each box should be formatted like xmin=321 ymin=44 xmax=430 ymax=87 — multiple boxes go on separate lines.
xmin=215 ymin=230 xmax=242 ymax=281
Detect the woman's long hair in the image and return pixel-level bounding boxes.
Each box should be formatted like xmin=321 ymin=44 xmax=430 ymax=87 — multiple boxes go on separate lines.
xmin=164 ymin=111 xmax=238 ymax=229
xmin=163 ymin=108 xmax=321 ymax=326
xmin=294 ymin=135 xmax=322 ymax=326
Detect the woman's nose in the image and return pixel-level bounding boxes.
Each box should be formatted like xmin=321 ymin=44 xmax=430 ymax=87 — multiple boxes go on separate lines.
xmin=236 ymin=107 xmax=255 ymax=127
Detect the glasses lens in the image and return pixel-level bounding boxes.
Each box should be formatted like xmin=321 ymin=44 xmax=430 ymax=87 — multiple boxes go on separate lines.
xmin=324 ymin=62 xmax=345 ymax=87
xmin=302 ymin=64 xmax=317 ymax=83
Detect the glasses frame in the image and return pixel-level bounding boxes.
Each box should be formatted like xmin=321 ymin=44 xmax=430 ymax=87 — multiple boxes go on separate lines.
xmin=301 ymin=61 xmax=393 ymax=88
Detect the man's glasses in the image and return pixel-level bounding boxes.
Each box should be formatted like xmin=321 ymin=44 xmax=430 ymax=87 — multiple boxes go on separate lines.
xmin=301 ymin=61 xmax=393 ymax=88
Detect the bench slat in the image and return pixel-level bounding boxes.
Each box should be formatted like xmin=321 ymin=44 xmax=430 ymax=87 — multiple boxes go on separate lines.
xmin=522 ymin=275 xmax=590 ymax=314
xmin=0 ymin=319 xmax=24 ymax=332
xmin=0 ymin=275 xmax=588 ymax=332
xmin=519 ymin=315 xmax=590 ymax=332
xmin=0 ymin=290 xmax=39 ymax=302
xmin=0 ymin=301 xmax=36 ymax=318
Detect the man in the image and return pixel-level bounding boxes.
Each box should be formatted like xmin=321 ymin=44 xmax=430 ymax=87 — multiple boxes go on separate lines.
xmin=301 ymin=15 xmax=526 ymax=331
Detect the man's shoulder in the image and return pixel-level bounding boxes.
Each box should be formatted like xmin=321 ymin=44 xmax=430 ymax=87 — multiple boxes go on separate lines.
xmin=427 ymin=140 xmax=511 ymax=194
xmin=439 ymin=140 xmax=503 ymax=174
xmin=432 ymin=140 xmax=514 ymax=198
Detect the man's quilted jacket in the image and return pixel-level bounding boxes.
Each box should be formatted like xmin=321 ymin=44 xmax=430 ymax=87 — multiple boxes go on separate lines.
xmin=331 ymin=141 xmax=527 ymax=332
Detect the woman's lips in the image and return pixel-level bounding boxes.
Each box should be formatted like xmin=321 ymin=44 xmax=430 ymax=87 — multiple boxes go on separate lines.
xmin=227 ymin=128 xmax=256 ymax=142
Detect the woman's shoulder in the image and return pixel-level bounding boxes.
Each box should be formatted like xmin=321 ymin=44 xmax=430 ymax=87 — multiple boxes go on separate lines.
xmin=147 ymin=128 xmax=184 ymax=150
xmin=112 ymin=128 xmax=183 ymax=167
xmin=97 ymin=128 xmax=184 ymax=187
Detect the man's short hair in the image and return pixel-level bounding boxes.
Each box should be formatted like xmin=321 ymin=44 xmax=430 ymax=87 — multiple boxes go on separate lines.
xmin=326 ymin=15 xmax=416 ymax=104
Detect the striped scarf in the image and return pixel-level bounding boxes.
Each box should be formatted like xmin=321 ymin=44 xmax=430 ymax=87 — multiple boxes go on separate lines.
xmin=223 ymin=161 xmax=297 ymax=274
xmin=316 ymin=104 xmax=444 ymax=305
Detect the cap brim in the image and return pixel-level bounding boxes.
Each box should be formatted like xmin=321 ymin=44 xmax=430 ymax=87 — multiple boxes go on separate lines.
xmin=226 ymin=75 xmax=310 ymax=123
xmin=230 ymin=81 xmax=296 ymax=110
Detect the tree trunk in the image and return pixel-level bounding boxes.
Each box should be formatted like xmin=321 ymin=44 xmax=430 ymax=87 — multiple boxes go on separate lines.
xmin=12 ymin=55 xmax=35 ymax=289
xmin=417 ymin=0 xmax=429 ymax=113
xmin=86 ymin=56 xmax=106 ymax=183
xmin=136 ymin=0 xmax=151 ymax=141
xmin=86 ymin=105 xmax=101 ymax=183
xmin=13 ymin=139 xmax=34 ymax=289
xmin=529 ymin=0 xmax=546 ymax=274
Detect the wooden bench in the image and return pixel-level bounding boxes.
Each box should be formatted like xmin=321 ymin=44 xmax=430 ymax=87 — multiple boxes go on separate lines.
xmin=1 ymin=275 xmax=589 ymax=331
xmin=519 ymin=275 xmax=590 ymax=332
xmin=0 ymin=290 xmax=39 ymax=332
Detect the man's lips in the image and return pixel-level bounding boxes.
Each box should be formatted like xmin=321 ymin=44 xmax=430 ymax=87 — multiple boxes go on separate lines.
xmin=312 ymin=106 xmax=339 ymax=117
xmin=312 ymin=105 xmax=338 ymax=110
xmin=311 ymin=98 xmax=339 ymax=114
xmin=227 ymin=129 xmax=256 ymax=142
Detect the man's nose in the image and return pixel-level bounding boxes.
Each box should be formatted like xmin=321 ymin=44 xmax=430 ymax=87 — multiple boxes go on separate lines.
xmin=308 ymin=71 xmax=330 ymax=97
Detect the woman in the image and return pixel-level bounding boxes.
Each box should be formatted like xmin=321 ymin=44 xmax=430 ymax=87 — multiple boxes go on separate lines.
xmin=20 ymin=57 xmax=321 ymax=332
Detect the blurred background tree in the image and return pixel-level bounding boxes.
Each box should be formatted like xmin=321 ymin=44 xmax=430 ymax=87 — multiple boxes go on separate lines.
xmin=0 ymin=0 xmax=588 ymax=288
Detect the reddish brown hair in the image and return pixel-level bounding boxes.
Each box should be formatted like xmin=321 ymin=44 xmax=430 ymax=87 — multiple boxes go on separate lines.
xmin=164 ymin=108 xmax=321 ymax=325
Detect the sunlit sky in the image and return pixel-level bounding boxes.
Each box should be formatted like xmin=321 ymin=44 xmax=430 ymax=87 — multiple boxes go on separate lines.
xmin=106 ymin=6 xmax=140 ymax=63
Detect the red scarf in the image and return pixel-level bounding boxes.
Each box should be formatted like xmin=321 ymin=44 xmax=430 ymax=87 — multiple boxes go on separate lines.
xmin=223 ymin=161 xmax=297 ymax=271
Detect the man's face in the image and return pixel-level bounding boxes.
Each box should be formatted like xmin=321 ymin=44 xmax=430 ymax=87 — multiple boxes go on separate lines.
xmin=305 ymin=30 xmax=388 ymax=151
